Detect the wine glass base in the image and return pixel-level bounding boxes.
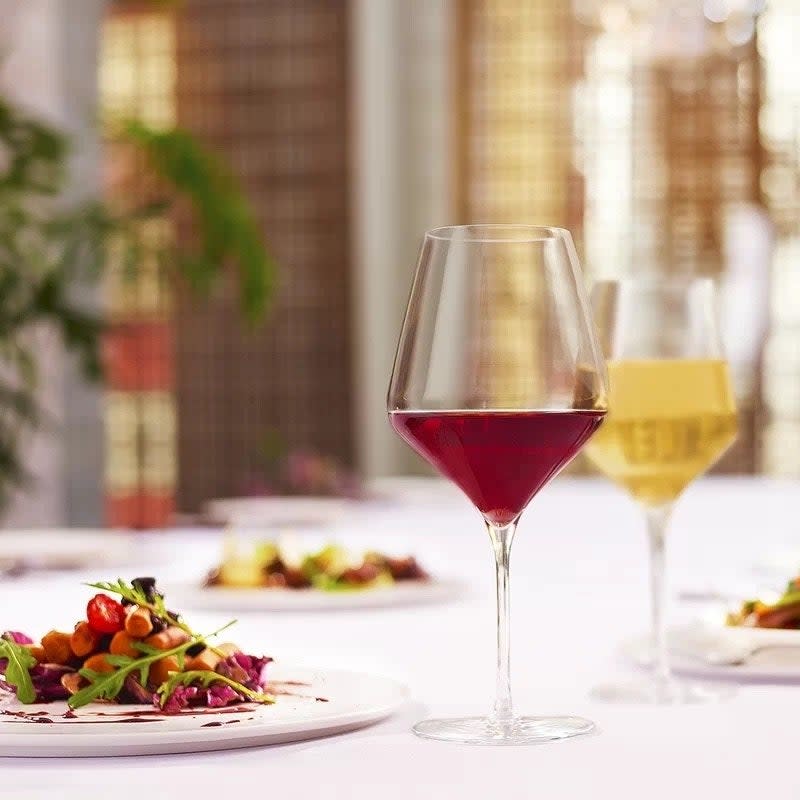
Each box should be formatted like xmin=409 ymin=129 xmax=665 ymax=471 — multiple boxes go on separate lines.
xmin=412 ymin=715 xmax=595 ymax=745
xmin=591 ymin=677 xmax=734 ymax=705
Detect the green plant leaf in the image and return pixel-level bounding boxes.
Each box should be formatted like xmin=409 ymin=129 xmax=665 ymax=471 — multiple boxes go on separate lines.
xmin=119 ymin=119 xmax=277 ymax=323
xmin=0 ymin=96 xmax=278 ymax=513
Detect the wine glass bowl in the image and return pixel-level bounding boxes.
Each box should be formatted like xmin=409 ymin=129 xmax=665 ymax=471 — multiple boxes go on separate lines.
xmin=387 ymin=224 xmax=607 ymax=744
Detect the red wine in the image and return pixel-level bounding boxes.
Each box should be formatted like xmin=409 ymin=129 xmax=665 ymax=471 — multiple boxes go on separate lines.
xmin=390 ymin=410 xmax=605 ymax=526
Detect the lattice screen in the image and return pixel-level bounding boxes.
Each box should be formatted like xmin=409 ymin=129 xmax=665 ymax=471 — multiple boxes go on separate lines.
xmin=456 ymin=0 xmax=583 ymax=408
xmin=100 ymin=8 xmax=178 ymax=527
xmin=172 ymin=0 xmax=352 ymax=511
xmin=759 ymin=1 xmax=800 ymax=475
xmin=457 ymin=0 xmax=768 ymax=473
xmin=457 ymin=0 xmax=582 ymax=228
xmin=637 ymin=43 xmax=762 ymax=473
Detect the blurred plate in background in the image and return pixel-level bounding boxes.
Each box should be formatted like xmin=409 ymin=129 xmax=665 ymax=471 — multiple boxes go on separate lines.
xmin=0 ymin=529 xmax=135 ymax=574
xmin=367 ymin=477 xmax=461 ymax=506
xmin=203 ymin=497 xmax=355 ymax=528
xmin=623 ymin=620 xmax=800 ymax=681
xmin=166 ymin=577 xmax=464 ymax=612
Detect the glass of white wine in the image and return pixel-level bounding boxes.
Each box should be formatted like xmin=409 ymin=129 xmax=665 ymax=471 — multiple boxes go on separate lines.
xmin=585 ymin=276 xmax=738 ymax=704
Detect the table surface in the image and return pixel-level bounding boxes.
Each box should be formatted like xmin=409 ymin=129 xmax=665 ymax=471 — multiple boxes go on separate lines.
xmin=3 ymin=477 xmax=800 ymax=799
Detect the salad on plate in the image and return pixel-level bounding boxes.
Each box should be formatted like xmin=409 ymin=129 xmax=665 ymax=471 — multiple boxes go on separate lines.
xmin=727 ymin=572 xmax=800 ymax=629
xmin=205 ymin=539 xmax=429 ymax=592
xmin=0 ymin=577 xmax=274 ymax=714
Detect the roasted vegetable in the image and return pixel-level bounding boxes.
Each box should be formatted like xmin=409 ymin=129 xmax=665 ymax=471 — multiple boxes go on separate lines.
xmin=41 ymin=631 xmax=72 ymax=665
xmin=125 ymin=606 xmax=154 ymax=638
xmin=70 ymin=622 xmax=101 ymax=658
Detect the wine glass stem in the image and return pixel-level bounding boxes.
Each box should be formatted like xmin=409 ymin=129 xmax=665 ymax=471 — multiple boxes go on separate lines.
xmin=645 ymin=505 xmax=673 ymax=686
xmin=487 ymin=520 xmax=517 ymax=724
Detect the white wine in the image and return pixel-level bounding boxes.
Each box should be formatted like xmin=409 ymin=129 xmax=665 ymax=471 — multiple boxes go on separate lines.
xmin=585 ymin=359 xmax=737 ymax=506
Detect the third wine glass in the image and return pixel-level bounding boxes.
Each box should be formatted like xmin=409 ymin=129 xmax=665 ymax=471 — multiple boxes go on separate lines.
xmin=585 ymin=276 xmax=738 ymax=704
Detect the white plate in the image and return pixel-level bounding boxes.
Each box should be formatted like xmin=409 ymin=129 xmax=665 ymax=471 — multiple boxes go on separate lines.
xmin=622 ymin=621 xmax=800 ymax=681
xmin=0 ymin=664 xmax=408 ymax=757
xmin=0 ymin=529 xmax=134 ymax=571
xmin=166 ymin=578 xmax=464 ymax=612
xmin=367 ymin=477 xmax=461 ymax=505
xmin=204 ymin=497 xmax=354 ymax=528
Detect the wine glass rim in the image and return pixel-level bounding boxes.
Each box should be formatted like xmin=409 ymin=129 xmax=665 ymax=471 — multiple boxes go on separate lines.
xmin=426 ymin=224 xmax=570 ymax=243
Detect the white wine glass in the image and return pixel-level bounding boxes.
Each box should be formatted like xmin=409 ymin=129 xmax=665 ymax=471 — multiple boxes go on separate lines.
xmin=585 ymin=276 xmax=738 ymax=704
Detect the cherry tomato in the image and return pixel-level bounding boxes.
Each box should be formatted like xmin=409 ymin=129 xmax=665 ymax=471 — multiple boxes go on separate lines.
xmin=86 ymin=594 xmax=126 ymax=634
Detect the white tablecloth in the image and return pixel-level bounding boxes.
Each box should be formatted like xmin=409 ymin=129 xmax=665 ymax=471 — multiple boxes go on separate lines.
xmin=3 ymin=477 xmax=800 ymax=799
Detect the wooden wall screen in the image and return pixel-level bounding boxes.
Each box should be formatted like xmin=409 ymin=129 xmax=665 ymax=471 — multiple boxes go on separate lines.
xmin=455 ymin=1 xmax=583 ymax=230
xmin=759 ymin=2 xmax=800 ymax=475
xmin=454 ymin=0 xmax=584 ymax=409
xmin=455 ymin=1 xmax=765 ymax=473
xmin=173 ymin=0 xmax=352 ymax=512
xmin=641 ymin=46 xmax=763 ymax=473
xmin=101 ymin=8 xmax=178 ymax=527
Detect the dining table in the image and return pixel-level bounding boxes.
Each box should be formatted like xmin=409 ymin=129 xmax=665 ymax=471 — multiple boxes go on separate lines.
xmin=2 ymin=476 xmax=800 ymax=799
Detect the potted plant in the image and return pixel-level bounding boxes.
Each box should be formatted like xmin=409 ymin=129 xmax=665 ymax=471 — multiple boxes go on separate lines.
xmin=0 ymin=97 xmax=276 ymax=514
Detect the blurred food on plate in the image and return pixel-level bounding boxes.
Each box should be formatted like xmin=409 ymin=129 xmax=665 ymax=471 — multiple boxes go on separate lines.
xmin=727 ymin=573 xmax=800 ymax=629
xmin=205 ymin=537 xmax=428 ymax=592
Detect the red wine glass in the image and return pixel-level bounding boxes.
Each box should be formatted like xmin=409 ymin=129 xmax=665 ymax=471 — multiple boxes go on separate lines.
xmin=388 ymin=225 xmax=608 ymax=745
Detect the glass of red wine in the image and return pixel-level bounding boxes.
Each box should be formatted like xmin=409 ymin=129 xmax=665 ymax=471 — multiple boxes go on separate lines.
xmin=388 ymin=225 xmax=608 ymax=745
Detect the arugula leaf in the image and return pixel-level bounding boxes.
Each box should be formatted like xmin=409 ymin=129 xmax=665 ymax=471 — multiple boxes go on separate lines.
xmin=105 ymin=655 xmax=135 ymax=668
xmin=131 ymin=641 xmax=161 ymax=656
xmin=0 ymin=637 xmax=36 ymax=704
xmin=128 ymin=638 xmax=159 ymax=684
xmin=86 ymin=578 xmax=144 ymax=605
xmin=68 ymin=620 xmax=236 ymax=710
xmin=156 ymin=670 xmax=275 ymax=708
xmin=71 ymin=666 xmax=129 ymax=707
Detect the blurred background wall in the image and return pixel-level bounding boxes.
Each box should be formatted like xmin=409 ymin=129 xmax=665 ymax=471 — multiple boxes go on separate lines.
xmin=1 ymin=0 xmax=799 ymax=526
xmin=0 ymin=0 xmax=105 ymax=526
